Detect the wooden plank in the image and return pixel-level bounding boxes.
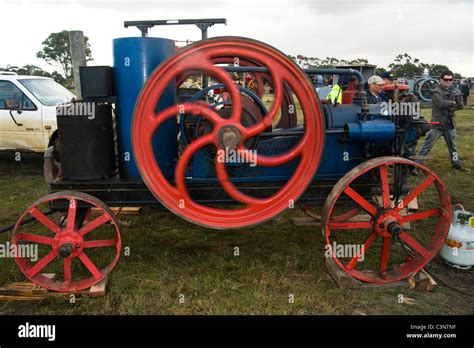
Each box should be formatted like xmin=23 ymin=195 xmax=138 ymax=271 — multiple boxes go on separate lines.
xmin=408 ymin=197 xmax=419 ymax=212
xmin=292 ymin=216 xmax=319 ymax=226
xmin=324 ymin=257 xmax=408 ymax=289
xmin=0 ymin=273 xmax=107 ymax=300
xmin=92 ymin=207 xmax=142 ymax=215
xmin=88 ymin=277 xmax=107 ymax=297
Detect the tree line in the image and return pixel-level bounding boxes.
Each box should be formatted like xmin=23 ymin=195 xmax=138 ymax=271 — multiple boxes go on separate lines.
xmin=289 ymin=53 xmax=463 ymax=79
xmin=0 ymin=31 xmax=465 ymax=87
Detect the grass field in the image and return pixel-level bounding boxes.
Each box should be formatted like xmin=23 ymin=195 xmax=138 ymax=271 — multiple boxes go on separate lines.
xmin=0 ymin=94 xmax=473 ymax=315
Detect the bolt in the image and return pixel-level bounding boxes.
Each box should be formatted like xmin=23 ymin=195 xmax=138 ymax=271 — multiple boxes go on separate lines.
xmin=387 ymin=222 xmax=402 ymax=236
xmin=59 ymin=243 xmax=73 ymax=258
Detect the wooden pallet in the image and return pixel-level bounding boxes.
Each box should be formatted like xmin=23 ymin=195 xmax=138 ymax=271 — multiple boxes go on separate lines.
xmin=292 ymin=197 xmax=418 ymax=228
xmin=325 ymin=257 xmax=437 ymax=291
xmin=0 ymin=274 xmax=107 ymax=300
xmin=324 ymin=256 xmax=408 ymax=289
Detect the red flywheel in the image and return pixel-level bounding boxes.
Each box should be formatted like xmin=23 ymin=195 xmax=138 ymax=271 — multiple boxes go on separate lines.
xmin=133 ymin=37 xmax=325 ymax=229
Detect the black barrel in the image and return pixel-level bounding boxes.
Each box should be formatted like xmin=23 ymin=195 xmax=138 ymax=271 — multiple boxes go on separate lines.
xmin=57 ymin=102 xmax=117 ymax=180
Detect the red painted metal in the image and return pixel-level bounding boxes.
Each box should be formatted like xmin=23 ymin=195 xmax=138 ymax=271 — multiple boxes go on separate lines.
xmin=12 ymin=191 xmax=121 ymax=292
xmin=133 ymin=37 xmax=325 ymax=229
xmin=321 ymin=156 xmax=451 ymax=283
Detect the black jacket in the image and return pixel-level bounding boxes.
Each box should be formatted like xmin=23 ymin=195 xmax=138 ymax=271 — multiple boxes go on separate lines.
xmin=366 ymin=90 xmax=383 ymax=104
xmin=431 ymin=85 xmax=464 ymax=128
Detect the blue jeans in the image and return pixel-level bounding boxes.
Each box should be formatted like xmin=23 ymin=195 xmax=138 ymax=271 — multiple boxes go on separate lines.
xmin=416 ymin=127 xmax=460 ymax=166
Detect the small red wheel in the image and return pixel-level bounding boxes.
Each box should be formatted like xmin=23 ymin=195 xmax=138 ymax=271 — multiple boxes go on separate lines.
xmin=321 ymin=157 xmax=451 ymax=283
xmin=12 ymin=191 xmax=121 ymax=292
xmin=133 ymin=37 xmax=325 ymax=229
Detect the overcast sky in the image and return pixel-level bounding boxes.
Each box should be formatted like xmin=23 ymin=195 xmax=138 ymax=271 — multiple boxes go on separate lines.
xmin=1 ymin=0 xmax=473 ymax=76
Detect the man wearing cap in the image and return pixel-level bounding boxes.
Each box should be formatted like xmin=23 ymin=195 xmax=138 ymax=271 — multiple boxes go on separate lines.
xmin=382 ymin=71 xmax=395 ymax=85
xmin=416 ymin=70 xmax=468 ymax=171
xmin=366 ymin=75 xmax=386 ymax=104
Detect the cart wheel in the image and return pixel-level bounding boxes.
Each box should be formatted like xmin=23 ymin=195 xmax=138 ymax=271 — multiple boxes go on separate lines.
xmin=321 ymin=157 xmax=451 ymax=283
xmin=12 ymin=191 xmax=121 ymax=292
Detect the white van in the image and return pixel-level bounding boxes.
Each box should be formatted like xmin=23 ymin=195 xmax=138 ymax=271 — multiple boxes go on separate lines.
xmin=0 ymin=72 xmax=75 ymax=152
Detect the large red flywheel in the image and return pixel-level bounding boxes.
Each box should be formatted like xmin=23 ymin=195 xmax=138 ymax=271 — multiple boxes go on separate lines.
xmin=133 ymin=37 xmax=325 ymax=229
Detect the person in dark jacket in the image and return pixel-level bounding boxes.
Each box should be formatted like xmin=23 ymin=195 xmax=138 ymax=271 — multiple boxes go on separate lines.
xmin=366 ymin=75 xmax=386 ymax=104
xmin=416 ymin=70 xmax=468 ymax=171
xmin=460 ymin=80 xmax=470 ymax=106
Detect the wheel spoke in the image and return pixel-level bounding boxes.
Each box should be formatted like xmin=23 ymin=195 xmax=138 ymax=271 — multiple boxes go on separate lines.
xmin=63 ymin=257 xmax=72 ymax=285
xmin=78 ymin=252 xmax=102 ymax=280
xmin=343 ymin=187 xmax=378 ymax=216
xmin=29 ymin=208 xmax=61 ymax=234
xmin=329 ymin=221 xmax=372 ymax=230
xmin=346 ymin=232 xmax=378 ymax=270
xmin=397 ymin=176 xmax=435 ymax=212
xmin=66 ymin=198 xmax=77 ymax=231
xmin=379 ymin=165 xmax=391 ymax=208
xmin=78 ymin=214 xmax=111 ymax=237
xmin=15 ymin=233 xmax=54 ymax=245
xmin=380 ymin=237 xmax=391 ymax=272
xmin=148 ymin=103 xmax=222 ymax=136
xmin=83 ymin=239 xmax=117 ymax=248
xmin=401 ymin=208 xmax=441 ymax=224
xmin=215 ymin=160 xmax=263 ymax=206
xmin=26 ymin=250 xmax=58 ymax=277
xmin=175 ymin=134 xmax=215 ymax=197
xmin=399 ymin=232 xmax=432 ymax=260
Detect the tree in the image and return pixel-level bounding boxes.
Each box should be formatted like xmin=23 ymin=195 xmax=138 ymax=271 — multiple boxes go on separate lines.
xmin=387 ymin=54 xmax=463 ymax=78
xmin=36 ymin=31 xmax=93 ymax=87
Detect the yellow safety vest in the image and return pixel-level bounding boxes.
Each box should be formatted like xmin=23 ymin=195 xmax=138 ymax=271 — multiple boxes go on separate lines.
xmin=327 ymin=84 xmax=342 ymax=104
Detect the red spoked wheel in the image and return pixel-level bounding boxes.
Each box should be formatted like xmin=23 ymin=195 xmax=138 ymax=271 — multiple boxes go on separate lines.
xmin=321 ymin=157 xmax=451 ymax=283
xmin=12 ymin=191 xmax=121 ymax=292
xmin=133 ymin=37 xmax=325 ymax=229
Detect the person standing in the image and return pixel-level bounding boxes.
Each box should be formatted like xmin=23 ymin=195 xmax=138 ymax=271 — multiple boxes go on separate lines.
xmin=460 ymin=80 xmax=470 ymax=106
xmin=416 ymin=70 xmax=467 ymax=171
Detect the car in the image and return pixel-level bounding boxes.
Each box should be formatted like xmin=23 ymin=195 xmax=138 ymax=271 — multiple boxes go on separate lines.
xmin=0 ymin=72 xmax=75 ymax=152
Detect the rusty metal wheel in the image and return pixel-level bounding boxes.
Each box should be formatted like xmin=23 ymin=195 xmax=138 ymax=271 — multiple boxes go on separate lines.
xmin=133 ymin=37 xmax=324 ymax=229
xmin=12 ymin=191 xmax=121 ymax=292
xmin=321 ymin=157 xmax=451 ymax=283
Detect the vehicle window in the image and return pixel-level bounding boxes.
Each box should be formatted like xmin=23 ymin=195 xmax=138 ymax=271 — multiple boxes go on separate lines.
xmin=19 ymin=79 xmax=75 ymax=106
xmin=0 ymin=81 xmax=36 ymax=110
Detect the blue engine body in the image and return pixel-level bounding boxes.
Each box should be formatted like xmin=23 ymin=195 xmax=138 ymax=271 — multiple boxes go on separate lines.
xmin=113 ymin=37 xmax=177 ymax=180
xmin=188 ymin=103 xmax=396 ymax=183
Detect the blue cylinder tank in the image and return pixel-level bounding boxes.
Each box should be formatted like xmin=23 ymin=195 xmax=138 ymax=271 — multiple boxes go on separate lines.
xmin=113 ymin=37 xmax=177 ymax=180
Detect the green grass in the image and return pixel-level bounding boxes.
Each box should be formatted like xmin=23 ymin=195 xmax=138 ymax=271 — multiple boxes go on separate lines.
xmin=0 ymin=95 xmax=473 ymax=315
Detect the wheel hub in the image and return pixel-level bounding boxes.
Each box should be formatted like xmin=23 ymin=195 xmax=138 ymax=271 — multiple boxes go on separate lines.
xmin=217 ymin=124 xmax=242 ymax=150
xmin=375 ymin=210 xmax=402 ymax=238
xmin=55 ymin=231 xmax=83 ymax=258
